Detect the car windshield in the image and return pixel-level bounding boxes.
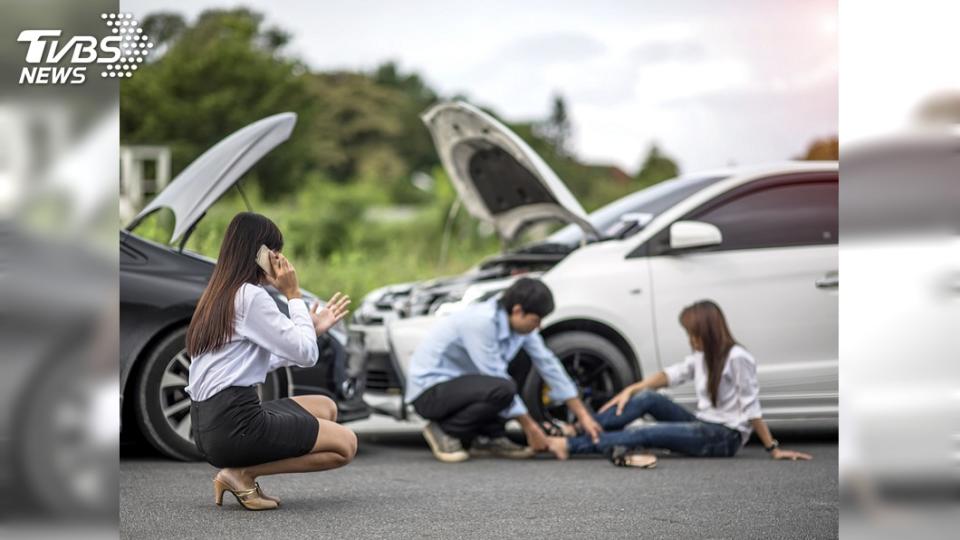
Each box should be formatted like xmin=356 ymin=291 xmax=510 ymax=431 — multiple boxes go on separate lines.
xmin=546 ymin=174 xmax=729 ymax=247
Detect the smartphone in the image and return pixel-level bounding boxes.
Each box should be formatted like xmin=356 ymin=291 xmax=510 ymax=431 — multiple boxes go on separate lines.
xmin=256 ymin=245 xmax=275 ymax=279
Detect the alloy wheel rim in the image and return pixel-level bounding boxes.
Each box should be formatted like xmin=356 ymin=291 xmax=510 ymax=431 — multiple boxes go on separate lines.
xmin=543 ymin=350 xmax=617 ymax=423
xmin=159 ymin=349 xmax=193 ymax=442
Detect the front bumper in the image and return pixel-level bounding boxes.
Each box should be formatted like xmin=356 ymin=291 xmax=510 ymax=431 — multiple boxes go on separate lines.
xmin=288 ymin=331 xmax=372 ymax=423
xmin=352 ymin=324 xmax=402 ymax=394
xmin=336 ymin=393 xmax=374 ymax=423
xmin=351 ymin=323 xmax=408 ymax=419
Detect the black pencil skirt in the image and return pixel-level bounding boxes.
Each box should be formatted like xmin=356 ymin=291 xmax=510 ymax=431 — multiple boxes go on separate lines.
xmin=190 ymin=386 xmax=319 ymax=468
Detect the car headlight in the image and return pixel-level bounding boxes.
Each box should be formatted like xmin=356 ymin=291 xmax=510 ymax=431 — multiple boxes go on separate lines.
xmin=427 ymin=286 xmax=504 ymax=316
xmin=353 ymin=299 xmax=381 ymax=324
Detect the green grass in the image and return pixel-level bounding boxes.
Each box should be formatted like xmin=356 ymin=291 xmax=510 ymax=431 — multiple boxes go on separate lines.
xmin=130 ymin=158 xmax=648 ymax=303
xmin=132 ymin=175 xmax=501 ymax=302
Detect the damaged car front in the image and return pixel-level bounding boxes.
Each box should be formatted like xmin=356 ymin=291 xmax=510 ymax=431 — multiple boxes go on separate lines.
xmin=353 ymin=101 xmax=601 ymax=417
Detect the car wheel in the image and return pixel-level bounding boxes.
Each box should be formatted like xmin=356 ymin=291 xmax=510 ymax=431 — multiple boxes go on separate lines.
xmin=133 ymin=326 xmax=284 ymax=461
xmin=521 ymin=331 xmax=635 ymax=423
xmin=17 ymin=350 xmax=118 ymax=516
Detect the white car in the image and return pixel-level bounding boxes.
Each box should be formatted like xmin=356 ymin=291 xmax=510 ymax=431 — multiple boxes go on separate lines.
xmin=356 ymin=101 xmax=838 ymax=428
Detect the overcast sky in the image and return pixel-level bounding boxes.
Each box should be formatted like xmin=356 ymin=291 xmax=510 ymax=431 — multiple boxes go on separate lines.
xmin=123 ymin=0 xmax=837 ymax=174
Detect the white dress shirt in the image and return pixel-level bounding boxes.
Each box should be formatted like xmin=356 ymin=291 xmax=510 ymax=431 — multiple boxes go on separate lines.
xmin=186 ymin=283 xmax=318 ymax=401
xmin=663 ymin=345 xmax=762 ymax=445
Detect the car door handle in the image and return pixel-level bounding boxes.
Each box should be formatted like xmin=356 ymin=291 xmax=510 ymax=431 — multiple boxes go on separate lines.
xmin=815 ymin=273 xmax=839 ymax=289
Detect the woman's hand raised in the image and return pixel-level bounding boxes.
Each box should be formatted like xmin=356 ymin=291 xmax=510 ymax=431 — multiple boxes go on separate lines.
xmin=265 ymin=252 xmax=301 ymax=299
xmin=598 ymin=386 xmax=636 ymax=416
xmin=310 ymin=292 xmax=351 ymax=335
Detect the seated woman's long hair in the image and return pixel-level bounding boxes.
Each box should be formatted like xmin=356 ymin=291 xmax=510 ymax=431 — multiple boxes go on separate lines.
xmin=679 ymin=300 xmax=738 ymax=407
xmin=186 ymin=212 xmax=284 ymax=357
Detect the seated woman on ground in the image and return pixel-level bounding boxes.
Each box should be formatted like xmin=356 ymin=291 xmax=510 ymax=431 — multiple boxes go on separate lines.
xmin=545 ymin=300 xmax=812 ymax=468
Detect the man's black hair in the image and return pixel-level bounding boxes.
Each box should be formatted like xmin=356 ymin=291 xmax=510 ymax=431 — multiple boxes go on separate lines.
xmin=498 ymin=277 xmax=555 ymax=318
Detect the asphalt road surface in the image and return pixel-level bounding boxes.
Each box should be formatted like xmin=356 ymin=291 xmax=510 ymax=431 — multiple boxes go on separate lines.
xmin=120 ymin=418 xmax=838 ymax=539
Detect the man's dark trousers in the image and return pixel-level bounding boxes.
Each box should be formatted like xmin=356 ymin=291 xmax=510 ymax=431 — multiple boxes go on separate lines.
xmin=412 ymin=374 xmax=516 ymax=442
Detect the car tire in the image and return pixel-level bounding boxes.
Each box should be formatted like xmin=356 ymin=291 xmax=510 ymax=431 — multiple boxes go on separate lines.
xmin=521 ymin=331 xmax=635 ymax=422
xmin=16 ymin=347 xmax=118 ymax=516
xmin=133 ymin=326 xmax=284 ymax=461
xmin=133 ymin=327 xmax=203 ymax=461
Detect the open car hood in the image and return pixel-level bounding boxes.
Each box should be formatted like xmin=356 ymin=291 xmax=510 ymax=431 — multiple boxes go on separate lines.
xmin=126 ymin=112 xmax=297 ymax=244
xmin=421 ymin=101 xmax=600 ymax=243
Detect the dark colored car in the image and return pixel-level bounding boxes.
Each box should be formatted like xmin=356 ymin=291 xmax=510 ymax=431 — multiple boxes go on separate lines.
xmin=120 ymin=113 xmax=369 ymax=461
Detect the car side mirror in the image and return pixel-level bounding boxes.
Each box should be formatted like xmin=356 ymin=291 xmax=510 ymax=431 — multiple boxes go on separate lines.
xmin=669 ymin=220 xmax=722 ymax=250
xmin=618 ymin=212 xmax=654 ymax=228
xmin=607 ymin=212 xmax=654 ymax=239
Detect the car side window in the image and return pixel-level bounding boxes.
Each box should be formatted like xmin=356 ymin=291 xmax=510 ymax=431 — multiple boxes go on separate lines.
xmin=693 ymin=180 xmax=837 ymax=251
xmin=644 ymin=174 xmax=838 ymax=255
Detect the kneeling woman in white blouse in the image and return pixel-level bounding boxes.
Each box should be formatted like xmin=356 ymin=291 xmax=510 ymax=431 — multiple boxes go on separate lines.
xmin=185 ymin=212 xmax=354 ymax=510
xmin=546 ymin=300 xmax=812 ymax=468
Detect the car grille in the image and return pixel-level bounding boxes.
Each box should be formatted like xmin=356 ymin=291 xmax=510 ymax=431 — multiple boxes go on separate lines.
xmin=365 ymin=352 xmax=403 ymax=393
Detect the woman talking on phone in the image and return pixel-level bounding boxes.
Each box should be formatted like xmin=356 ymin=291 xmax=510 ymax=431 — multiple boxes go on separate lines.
xmin=185 ymin=212 xmax=355 ymax=511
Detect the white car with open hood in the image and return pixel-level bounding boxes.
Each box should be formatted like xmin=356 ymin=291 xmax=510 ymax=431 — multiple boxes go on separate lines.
xmin=355 ymin=101 xmax=838 ymax=430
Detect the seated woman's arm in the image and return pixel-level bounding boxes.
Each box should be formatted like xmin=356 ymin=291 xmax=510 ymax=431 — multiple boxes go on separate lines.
xmin=749 ymin=418 xmax=813 ymax=461
xmin=598 ymin=371 xmax=669 ymax=415
xmin=732 ymin=354 xmax=813 ymax=461
xmin=599 ymin=353 xmax=695 ymax=415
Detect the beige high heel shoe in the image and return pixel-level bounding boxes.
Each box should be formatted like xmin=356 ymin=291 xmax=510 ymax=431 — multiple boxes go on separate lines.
xmin=213 ymin=478 xmax=279 ymax=510
xmin=254 ymin=482 xmax=281 ymax=506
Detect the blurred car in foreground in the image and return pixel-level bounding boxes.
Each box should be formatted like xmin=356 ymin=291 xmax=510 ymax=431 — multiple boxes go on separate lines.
xmin=121 ymin=113 xmax=370 ymax=461
xmin=840 ymin=132 xmax=960 ymax=491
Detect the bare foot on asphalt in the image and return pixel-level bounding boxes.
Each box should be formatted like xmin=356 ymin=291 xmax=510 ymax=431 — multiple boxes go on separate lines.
xmin=546 ymin=436 xmax=570 ymax=460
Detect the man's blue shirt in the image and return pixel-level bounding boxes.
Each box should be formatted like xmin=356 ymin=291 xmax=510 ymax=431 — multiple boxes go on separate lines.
xmin=404 ymin=299 xmax=579 ymax=418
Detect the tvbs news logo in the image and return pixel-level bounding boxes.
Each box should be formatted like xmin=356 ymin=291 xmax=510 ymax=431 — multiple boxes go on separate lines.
xmin=17 ymin=13 xmax=153 ymax=85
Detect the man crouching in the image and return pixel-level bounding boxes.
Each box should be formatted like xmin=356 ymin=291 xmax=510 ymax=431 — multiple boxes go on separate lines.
xmin=405 ymin=278 xmax=602 ymax=462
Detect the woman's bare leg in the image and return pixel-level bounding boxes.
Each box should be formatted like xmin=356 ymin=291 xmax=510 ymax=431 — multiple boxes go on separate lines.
xmin=290 ymin=394 xmax=338 ymax=422
xmin=217 ymin=418 xmax=357 ymax=489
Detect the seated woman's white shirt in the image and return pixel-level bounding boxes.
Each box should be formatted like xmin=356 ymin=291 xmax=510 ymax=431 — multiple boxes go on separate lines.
xmin=663 ymin=345 xmax=762 ymax=445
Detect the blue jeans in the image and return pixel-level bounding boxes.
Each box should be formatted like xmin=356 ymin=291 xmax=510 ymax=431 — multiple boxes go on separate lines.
xmin=566 ymin=390 xmax=742 ymax=457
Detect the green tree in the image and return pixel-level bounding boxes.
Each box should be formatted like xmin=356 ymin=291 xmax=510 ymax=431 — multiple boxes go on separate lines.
xmin=537 ymin=94 xmax=572 ymax=156
xmin=121 ymin=8 xmax=317 ymax=198
xmin=122 ymin=8 xmax=692 ymax=302
xmin=371 ymin=61 xmax=440 ymax=174
xmin=635 ymin=143 xmax=679 ymax=186
xmin=140 ymin=12 xmax=186 ymax=47
xmin=122 ymin=12 xmax=448 ymax=201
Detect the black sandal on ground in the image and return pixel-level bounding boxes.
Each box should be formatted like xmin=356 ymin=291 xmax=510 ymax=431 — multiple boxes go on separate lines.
xmin=610 ymin=446 xmax=658 ymax=469
xmin=541 ymin=419 xmax=566 ymax=437
xmin=541 ymin=419 xmax=578 ymax=437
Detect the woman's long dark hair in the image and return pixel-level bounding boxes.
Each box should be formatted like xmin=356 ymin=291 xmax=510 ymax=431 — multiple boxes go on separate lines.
xmin=186 ymin=212 xmax=283 ymax=357
xmin=679 ymin=300 xmax=737 ymax=407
